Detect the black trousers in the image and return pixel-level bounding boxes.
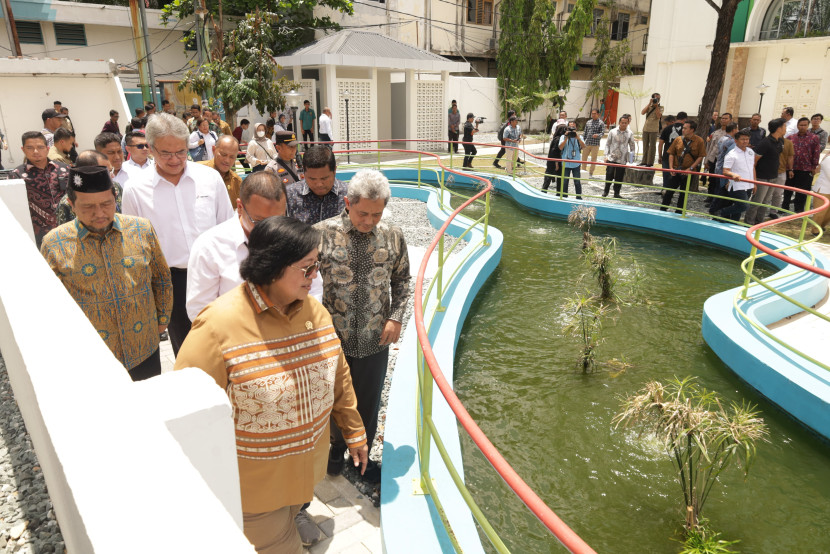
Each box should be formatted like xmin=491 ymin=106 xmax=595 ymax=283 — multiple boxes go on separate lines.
xmin=604 ymin=165 xmax=627 ymax=197
xmin=128 ymin=348 xmax=161 ymax=381
xmin=319 ymin=133 xmax=332 ymax=146
xmin=448 ymin=130 xmax=459 ymax=153
xmin=463 ymin=142 xmax=477 ymax=167
xmin=661 ymin=172 xmax=691 ymax=211
xmin=302 ymin=129 xmax=314 ymax=149
xmin=169 ymin=268 xmax=192 ymax=356
xmin=330 ymin=347 xmax=389 ymax=454
xmin=783 ymin=170 xmax=814 ymax=213
xmin=495 ymin=139 xmax=506 ymax=161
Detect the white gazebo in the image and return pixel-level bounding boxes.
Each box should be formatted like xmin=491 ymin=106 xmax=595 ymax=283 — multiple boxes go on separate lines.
xmin=274 ymin=30 xmax=470 ymax=151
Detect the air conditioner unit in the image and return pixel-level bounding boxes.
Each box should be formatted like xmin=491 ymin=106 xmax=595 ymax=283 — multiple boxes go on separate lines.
xmin=488 ymin=38 xmax=496 ymax=50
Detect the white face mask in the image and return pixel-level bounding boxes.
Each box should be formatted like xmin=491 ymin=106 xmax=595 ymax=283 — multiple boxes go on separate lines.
xmin=256 ymin=130 xmax=265 ymax=138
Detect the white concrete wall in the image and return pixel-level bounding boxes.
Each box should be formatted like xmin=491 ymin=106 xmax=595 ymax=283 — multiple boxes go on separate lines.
xmin=0 ymin=186 xmax=252 ymax=553
xmin=0 ymin=58 xmax=131 ymax=166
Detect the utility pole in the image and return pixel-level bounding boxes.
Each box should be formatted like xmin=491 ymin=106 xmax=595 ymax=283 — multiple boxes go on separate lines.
xmin=137 ymin=0 xmax=159 ymax=107
xmin=129 ymin=0 xmax=151 ymax=103
xmin=2 ymin=0 xmax=23 ymax=56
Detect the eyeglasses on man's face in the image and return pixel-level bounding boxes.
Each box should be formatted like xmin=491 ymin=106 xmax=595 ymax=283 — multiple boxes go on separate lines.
xmin=152 ymin=147 xmax=188 ymax=160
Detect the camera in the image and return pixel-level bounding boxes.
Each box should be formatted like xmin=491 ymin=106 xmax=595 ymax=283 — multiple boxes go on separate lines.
xmin=568 ymin=129 xmax=577 ymax=138
xmin=475 ymin=117 xmax=487 ymax=124
xmin=652 ymin=98 xmax=659 ymax=104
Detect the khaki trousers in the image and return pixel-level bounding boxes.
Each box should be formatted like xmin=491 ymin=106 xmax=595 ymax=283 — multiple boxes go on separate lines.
xmin=581 ymin=144 xmax=599 ymax=173
xmin=243 ymin=505 xmax=303 ymax=554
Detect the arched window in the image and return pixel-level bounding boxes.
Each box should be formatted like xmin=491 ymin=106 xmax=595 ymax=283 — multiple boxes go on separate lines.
xmin=760 ymin=0 xmax=830 ymax=40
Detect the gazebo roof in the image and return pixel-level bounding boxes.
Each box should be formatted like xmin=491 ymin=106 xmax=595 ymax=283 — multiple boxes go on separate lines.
xmin=274 ymin=30 xmax=470 ymax=73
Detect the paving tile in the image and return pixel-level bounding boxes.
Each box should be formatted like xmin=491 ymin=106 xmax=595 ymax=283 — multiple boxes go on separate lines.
xmin=317 ymin=508 xmax=363 ymax=538
xmin=361 ymin=531 xmax=384 ymax=554
xmin=308 ymin=521 xmax=378 ymax=554
xmin=306 ymin=497 xmax=335 ymax=523
xmin=313 ymin=477 xmax=342 ymax=503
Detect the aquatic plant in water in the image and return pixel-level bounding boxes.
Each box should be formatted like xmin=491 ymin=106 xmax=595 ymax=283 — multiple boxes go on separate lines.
xmin=561 ymin=294 xmax=615 ymax=373
xmin=613 ymin=377 xmax=768 ymax=533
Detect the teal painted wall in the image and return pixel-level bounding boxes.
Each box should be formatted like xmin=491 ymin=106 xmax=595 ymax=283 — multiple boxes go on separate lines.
xmin=0 ymin=0 xmax=57 ymax=22
xmin=731 ymin=0 xmax=755 ymax=42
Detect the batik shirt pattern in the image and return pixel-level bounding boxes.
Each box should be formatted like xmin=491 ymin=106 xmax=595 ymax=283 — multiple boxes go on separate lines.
xmin=316 ymin=210 xmax=411 ymax=358
xmin=10 ymin=161 xmax=69 ymax=245
xmin=286 ymin=179 xmax=348 ymax=225
xmin=40 ymin=214 xmax=172 ymax=370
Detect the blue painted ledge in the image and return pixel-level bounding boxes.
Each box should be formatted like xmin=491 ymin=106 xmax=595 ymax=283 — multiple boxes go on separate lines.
xmin=356 ymin=168 xmax=829 ymax=553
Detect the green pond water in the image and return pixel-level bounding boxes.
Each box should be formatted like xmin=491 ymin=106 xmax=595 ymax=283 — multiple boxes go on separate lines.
xmin=450 ymin=193 xmax=830 ymax=553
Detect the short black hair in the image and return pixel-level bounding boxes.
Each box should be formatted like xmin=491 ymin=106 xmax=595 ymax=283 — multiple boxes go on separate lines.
xmin=467 ymin=112 xmax=475 ymax=120
xmin=798 ymin=117 xmax=810 ymax=124
xmin=53 ymin=100 xmax=62 ymax=106
xmin=161 ymin=99 xmax=170 ymax=106
xmin=303 ymin=100 xmax=310 ymax=105
xmin=191 ymin=104 xmax=201 ymax=110
xmin=685 ymin=120 xmax=698 ymax=131
xmin=812 ymin=113 xmax=824 ymax=121
xmin=721 ymin=113 xmax=732 ymax=119
xmin=240 ymin=118 xmax=250 ymax=126
xmin=109 ymin=109 xmax=119 ymax=117
xmin=54 ymin=127 xmax=73 ymax=143
xmin=21 ymin=131 xmax=47 ymax=146
xmin=240 ymin=171 xmax=286 ymax=204
xmin=768 ymin=117 xmax=786 ymax=134
xmin=303 ymin=145 xmax=336 ymax=172
xmin=677 ymin=111 xmax=688 ymax=119
xmin=725 ymin=122 xmax=738 ymax=133
xmin=145 ymin=104 xmax=154 ymax=111
xmin=135 ymin=108 xmax=145 ymax=116
xmin=783 ymin=107 xmax=794 ymax=116
xmin=131 ymin=117 xmax=145 ymax=130
xmin=94 ymin=132 xmax=121 ymax=150
xmin=507 ymin=110 xmax=516 ymax=117
xmin=240 ymin=216 xmax=320 ymax=285
xmin=734 ymin=130 xmax=751 ymax=140
xmin=664 ymin=115 xmax=676 ymax=123
xmin=75 ymin=150 xmax=107 ymax=167
xmin=125 ymin=131 xmax=146 ymax=146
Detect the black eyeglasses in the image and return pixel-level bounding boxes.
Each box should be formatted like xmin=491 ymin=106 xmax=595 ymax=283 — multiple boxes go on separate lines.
xmin=290 ymin=260 xmax=320 ymax=278
xmin=130 ymin=144 xmax=149 ymax=149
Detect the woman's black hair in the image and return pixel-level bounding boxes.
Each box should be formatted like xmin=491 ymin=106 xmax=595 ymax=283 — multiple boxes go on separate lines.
xmin=240 ymin=216 xmax=320 ymax=285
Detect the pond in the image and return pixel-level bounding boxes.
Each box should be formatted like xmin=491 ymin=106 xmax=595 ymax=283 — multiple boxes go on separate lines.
xmin=452 ymin=193 xmax=830 ymax=552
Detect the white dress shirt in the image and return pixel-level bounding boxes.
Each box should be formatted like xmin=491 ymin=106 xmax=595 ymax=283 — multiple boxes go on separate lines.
xmin=125 ymin=157 xmax=154 ymax=171
xmin=319 ymin=114 xmax=332 ymax=136
xmin=121 ymin=161 xmax=234 ymax=268
xmin=723 ymin=146 xmax=756 ymax=191
xmin=188 ymin=130 xmax=216 ymax=160
xmin=785 ymin=118 xmax=798 ymax=138
xmin=186 ymin=215 xmax=323 ymax=320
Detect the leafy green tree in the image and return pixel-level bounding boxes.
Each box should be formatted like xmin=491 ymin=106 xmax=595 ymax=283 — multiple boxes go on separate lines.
xmin=584 ymin=5 xmax=631 ymax=109
xmin=161 ymin=0 xmax=354 ymax=57
xmin=177 ymin=10 xmax=295 ymax=124
xmin=497 ymin=0 xmax=596 ymax=118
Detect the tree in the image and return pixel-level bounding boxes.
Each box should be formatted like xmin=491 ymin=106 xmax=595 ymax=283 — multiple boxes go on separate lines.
xmin=496 ymin=0 xmax=596 ymax=118
xmin=695 ymin=0 xmax=742 ymax=139
xmin=177 ymin=10 xmax=296 ymax=124
xmin=584 ymin=5 xmax=631 ymax=110
xmin=161 ymin=0 xmax=354 ymax=57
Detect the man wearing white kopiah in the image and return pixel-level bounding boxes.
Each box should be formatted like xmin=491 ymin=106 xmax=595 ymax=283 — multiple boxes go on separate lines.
xmin=122 ymin=112 xmax=234 ymax=355
xmin=185 ymin=171 xmax=324 ymax=321
xmin=315 ymin=169 xmax=411 ymax=483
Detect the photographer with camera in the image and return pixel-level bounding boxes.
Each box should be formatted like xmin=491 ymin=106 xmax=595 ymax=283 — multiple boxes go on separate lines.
xmin=558 ymin=121 xmax=586 ymax=199
xmin=640 ymin=93 xmax=663 ymax=167
xmin=462 ymin=113 xmax=480 ymax=169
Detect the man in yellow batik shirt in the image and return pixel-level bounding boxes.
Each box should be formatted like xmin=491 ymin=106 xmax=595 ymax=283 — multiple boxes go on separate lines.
xmin=40 ymin=165 xmax=173 ymax=380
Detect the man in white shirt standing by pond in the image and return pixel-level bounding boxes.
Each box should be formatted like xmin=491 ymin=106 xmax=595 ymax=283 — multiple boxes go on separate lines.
xmin=717 ymin=130 xmax=756 ymax=223
xmin=318 ymin=107 xmax=333 ymax=146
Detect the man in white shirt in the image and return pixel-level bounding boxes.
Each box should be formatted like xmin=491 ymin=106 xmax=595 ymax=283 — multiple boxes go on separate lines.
xmin=122 ymin=113 xmax=235 ymax=355
xmin=124 ymin=131 xmax=154 ymax=172
xmin=718 ymin=130 xmax=757 ymax=222
xmin=186 ymin=171 xmax=322 ymax=320
xmin=782 ymin=107 xmax=798 ymax=137
xmin=95 ymin=133 xmax=132 ymax=188
xmin=318 ymin=107 xmax=333 ymax=145
xmin=602 ymin=115 xmax=635 ymax=197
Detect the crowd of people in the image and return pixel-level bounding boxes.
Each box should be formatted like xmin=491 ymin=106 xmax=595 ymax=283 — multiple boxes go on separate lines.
xmin=8 ymin=100 xmax=408 ymax=553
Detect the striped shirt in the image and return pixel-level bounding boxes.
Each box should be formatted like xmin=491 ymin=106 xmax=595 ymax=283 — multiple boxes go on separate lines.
xmin=174 ymin=282 xmax=367 ymax=513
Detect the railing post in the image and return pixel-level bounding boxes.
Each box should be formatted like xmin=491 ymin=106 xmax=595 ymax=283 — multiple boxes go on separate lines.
xmin=449 ymin=144 xmax=453 ymax=169
xmin=741 ymin=229 xmax=763 ymax=300
xmin=377 ymin=146 xmax=381 ymax=170
xmin=483 ymin=189 xmax=491 ymax=245
xmin=681 ymin=172 xmax=692 ymax=217
xmin=416 ymin=343 xmax=433 ymax=492
xmin=436 ymin=232 xmax=445 ymax=312
xmin=559 ymin=162 xmax=566 ymax=199
xmin=418 ymin=153 xmax=422 ymax=187
xmin=799 ymin=194 xmax=813 ymax=244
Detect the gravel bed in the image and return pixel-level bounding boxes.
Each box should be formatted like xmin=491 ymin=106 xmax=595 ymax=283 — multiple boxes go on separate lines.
xmin=0 ymin=357 xmax=63 ymax=554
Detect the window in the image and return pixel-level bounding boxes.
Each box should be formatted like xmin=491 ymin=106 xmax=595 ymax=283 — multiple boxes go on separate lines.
xmin=640 ymin=15 xmax=648 ymax=25
xmin=54 ymin=23 xmax=86 ymax=46
xmin=567 ymin=3 xmax=575 ymax=12
xmin=467 ymin=0 xmax=493 ymax=25
xmin=760 ymin=0 xmax=830 ymax=41
xmin=591 ymin=8 xmax=604 ymax=36
xmin=611 ymin=12 xmax=630 ymax=40
xmin=16 ymin=21 xmax=44 ymax=45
